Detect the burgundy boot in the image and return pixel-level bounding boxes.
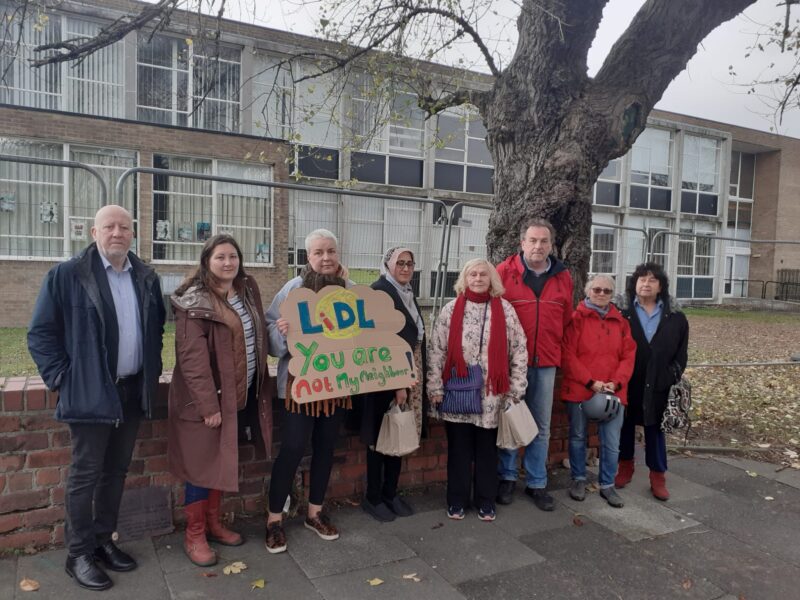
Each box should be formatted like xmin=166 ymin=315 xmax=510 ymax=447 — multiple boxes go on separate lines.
xmin=184 ymin=501 xmax=217 ymax=567
xmin=649 ymin=471 xmax=670 ymax=501
xmin=615 ymin=459 xmax=635 ymax=489
xmin=206 ymin=490 xmax=244 ymax=546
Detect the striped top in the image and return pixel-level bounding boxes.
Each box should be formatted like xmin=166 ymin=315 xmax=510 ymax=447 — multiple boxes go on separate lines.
xmin=229 ymin=293 xmax=256 ymax=388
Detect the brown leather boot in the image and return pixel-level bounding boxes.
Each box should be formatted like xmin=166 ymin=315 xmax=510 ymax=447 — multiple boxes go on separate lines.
xmin=184 ymin=501 xmax=217 ymax=566
xmin=614 ymin=459 xmax=635 ymax=489
xmin=206 ymin=489 xmax=244 ymax=546
xmin=649 ymin=471 xmax=670 ymax=501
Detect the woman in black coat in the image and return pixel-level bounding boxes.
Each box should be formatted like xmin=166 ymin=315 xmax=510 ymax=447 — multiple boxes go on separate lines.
xmin=360 ymin=246 xmax=427 ymax=521
xmin=617 ymin=262 xmax=688 ymax=501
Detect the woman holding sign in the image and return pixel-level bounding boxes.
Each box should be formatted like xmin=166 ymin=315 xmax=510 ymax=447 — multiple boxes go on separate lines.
xmin=168 ymin=234 xmax=272 ymax=567
xmin=427 ymin=258 xmax=528 ymax=522
xmin=264 ymin=229 xmax=351 ymax=554
xmin=359 ymin=246 xmax=427 ymax=522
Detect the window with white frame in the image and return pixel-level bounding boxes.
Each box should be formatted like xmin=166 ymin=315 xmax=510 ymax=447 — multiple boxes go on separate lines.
xmin=293 ymin=67 xmax=340 ymax=148
xmin=676 ymin=222 xmax=716 ymax=299
xmin=251 ymin=53 xmax=293 ymax=139
xmin=151 ymin=155 xmax=272 ymax=264
xmin=593 ymin=158 xmax=621 ymax=206
xmin=137 ymin=34 xmax=240 ymax=132
xmin=434 ymin=109 xmax=493 ymax=194
xmin=68 ymin=145 xmax=137 ymax=255
xmin=727 ymin=150 xmax=754 ymax=240
xmin=0 ymin=12 xmax=124 ymax=117
xmin=591 ymin=225 xmax=617 ymax=275
xmin=0 ymin=138 xmax=137 ymax=259
xmin=350 ymin=76 xmax=425 ymax=188
xmin=629 ymin=128 xmax=673 ymax=211
xmin=681 ymin=135 xmax=720 ymax=216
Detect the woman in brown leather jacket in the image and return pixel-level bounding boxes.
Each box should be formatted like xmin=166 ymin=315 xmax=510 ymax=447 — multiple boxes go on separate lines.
xmin=168 ymin=234 xmax=272 ymax=567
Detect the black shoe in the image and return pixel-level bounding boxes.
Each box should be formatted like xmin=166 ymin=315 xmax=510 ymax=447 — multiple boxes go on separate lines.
xmin=525 ymin=487 xmax=555 ymax=511
xmin=384 ymin=495 xmax=414 ymax=517
xmin=65 ymin=554 xmax=113 ymax=591
xmin=93 ymin=541 xmax=137 ymax=572
xmin=361 ymin=498 xmax=396 ymax=522
xmin=496 ymin=480 xmax=516 ymax=505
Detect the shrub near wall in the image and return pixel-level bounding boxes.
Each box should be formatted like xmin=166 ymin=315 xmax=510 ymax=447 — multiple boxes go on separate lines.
xmin=0 ymin=375 xmax=577 ymax=551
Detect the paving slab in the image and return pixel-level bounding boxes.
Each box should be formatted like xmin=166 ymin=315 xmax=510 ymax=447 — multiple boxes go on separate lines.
xmin=390 ymin=510 xmax=544 ymax=584
xmin=0 ymin=556 xmax=17 ymax=597
xmin=312 ymin=556 xmax=465 ymax=600
xmin=521 ymin=520 xmax=723 ymax=599
xmin=703 ymin=471 xmax=800 ymax=512
xmin=492 ymin=493 xmax=578 ymax=538
xmin=584 ymin=464 xmax=718 ymax=504
xmin=164 ymin=547 xmax=322 ymax=600
xmin=14 ymin=539 xmax=168 ymax=600
xmin=560 ymin=484 xmax=700 ymax=542
xmin=715 ymin=456 xmax=800 ymax=491
xmin=664 ymin=455 xmax=746 ymax=486
xmin=670 ymin=493 xmax=800 ymax=566
xmin=457 ymin=559 xmax=612 ymax=600
xmin=638 ymin=527 xmax=800 ymax=600
xmin=285 ymin=515 xmax=415 ymax=579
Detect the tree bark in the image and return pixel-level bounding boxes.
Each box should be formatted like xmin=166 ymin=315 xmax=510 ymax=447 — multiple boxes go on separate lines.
xmin=484 ymin=0 xmax=757 ymax=299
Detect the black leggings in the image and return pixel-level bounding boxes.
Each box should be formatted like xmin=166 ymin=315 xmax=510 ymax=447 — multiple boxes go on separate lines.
xmin=365 ymin=449 xmax=402 ymax=505
xmin=267 ymin=407 xmax=343 ymax=513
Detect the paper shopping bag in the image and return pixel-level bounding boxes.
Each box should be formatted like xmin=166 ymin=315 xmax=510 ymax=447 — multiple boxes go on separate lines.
xmin=497 ymin=401 xmax=538 ymax=449
xmin=375 ymin=404 xmax=420 ymax=456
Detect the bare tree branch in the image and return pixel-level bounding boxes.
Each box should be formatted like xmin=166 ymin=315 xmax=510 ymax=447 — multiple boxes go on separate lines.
xmin=29 ymin=0 xmax=180 ymax=67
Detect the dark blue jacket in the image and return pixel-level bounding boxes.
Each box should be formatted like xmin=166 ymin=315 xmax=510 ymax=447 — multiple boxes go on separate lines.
xmin=28 ymin=243 xmax=165 ymax=424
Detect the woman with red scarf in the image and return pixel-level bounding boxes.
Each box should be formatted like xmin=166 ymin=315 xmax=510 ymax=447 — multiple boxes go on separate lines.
xmin=427 ymin=258 xmax=528 ymax=521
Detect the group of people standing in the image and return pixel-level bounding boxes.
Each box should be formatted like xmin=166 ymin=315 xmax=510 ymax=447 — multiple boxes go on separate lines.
xmin=27 ymin=205 xmax=688 ymax=592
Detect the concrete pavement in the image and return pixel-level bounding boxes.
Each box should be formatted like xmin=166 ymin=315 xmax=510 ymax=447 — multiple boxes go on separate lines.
xmin=3 ymin=454 xmax=800 ymax=599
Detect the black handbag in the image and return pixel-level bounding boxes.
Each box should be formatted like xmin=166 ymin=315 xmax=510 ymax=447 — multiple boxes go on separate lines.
xmin=440 ymin=303 xmax=488 ymax=415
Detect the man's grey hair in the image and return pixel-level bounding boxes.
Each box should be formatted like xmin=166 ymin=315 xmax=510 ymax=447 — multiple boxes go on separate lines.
xmin=304 ymin=228 xmax=338 ymax=253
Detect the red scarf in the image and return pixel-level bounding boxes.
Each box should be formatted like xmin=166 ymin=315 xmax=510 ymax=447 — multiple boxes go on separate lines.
xmin=442 ymin=289 xmax=510 ymax=395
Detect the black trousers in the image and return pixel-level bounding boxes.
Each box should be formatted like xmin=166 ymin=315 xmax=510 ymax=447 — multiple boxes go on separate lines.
xmin=445 ymin=421 xmax=498 ymax=509
xmin=267 ymin=406 xmax=343 ymax=513
xmin=365 ymin=449 xmax=402 ymax=505
xmin=65 ymin=379 xmax=142 ymax=557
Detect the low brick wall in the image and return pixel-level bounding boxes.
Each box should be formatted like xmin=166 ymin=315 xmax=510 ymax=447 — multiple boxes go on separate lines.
xmin=0 ymin=375 xmax=579 ymax=551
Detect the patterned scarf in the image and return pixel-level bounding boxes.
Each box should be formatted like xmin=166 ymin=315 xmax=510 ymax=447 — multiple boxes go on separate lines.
xmin=442 ymin=289 xmax=510 ymax=395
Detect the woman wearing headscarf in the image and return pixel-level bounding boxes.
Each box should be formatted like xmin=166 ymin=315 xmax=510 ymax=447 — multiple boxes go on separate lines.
xmin=359 ymin=247 xmax=426 ymax=522
xmin=263 ymin=229 xmax=351 ymax=554
xmin=168 ymin=234 xmax=272 ymax=567
xmin=427 ymin=258 xmax=528 ymax=521
xmin=617 ymin=262 xmax=689 ymax=501
xmin=560 ymin=274 xmax=636 ymax=508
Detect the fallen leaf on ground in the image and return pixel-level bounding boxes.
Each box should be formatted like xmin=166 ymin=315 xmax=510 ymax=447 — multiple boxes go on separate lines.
xmin=682 ymin=578 xmax=693 ymax=590
xmin=764 ymin=496 xmax=774 ymax=501
xmin=251 ymin=578 xmax=265 ymax=590
xmin=756 ymin=443 xmax=771 ymax=448
xmin=572 ymin=514 xmax=584 ymax=527
xmin=200 ymin=572 xmax=218 ymax=578
xmin=745 ymin=470 xmax=758 ymax=477
xmin=367 ymin=578 xmax=384 ymax=586
xmin=223 ymin=561 xmax=248 ymax=575
xmin=403 ymin=573 xmax=421 ymax=582
xmin=19 ymin=578 xmax=40 ymax=592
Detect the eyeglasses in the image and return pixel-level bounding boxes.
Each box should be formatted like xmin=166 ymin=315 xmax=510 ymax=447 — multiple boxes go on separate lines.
xmin=591 ymin=287 xmax=613 ymax=295
xmin=396 ymin=261 xmax=415 ymax=269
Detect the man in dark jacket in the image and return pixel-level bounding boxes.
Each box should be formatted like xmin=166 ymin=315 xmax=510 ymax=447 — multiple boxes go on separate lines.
xmin=28 ymin=205 xmax=165 ymax=591
xmin=495 ymin=219 xmax=573 ymax=511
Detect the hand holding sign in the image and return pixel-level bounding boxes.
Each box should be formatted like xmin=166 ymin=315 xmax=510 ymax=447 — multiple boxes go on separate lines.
xmin=281 ymin=285 xmax=416 ymax=403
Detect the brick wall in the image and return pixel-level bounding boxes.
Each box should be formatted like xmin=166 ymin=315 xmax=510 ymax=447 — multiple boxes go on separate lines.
xmin=0 ymin=375 xmax=577 ymax=551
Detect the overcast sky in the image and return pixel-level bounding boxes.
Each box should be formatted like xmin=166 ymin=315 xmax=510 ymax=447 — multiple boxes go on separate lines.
xmin=172 ymin=0 xmax=800 ymax=138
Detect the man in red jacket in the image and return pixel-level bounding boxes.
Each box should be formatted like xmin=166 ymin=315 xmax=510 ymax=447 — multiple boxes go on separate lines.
xmin=496 ymin=219 xmax=573 ymax=511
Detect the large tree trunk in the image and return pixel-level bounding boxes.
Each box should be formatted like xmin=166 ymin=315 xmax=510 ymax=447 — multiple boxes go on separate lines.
xmin=480 ymin=0 xmax=757 ymax=299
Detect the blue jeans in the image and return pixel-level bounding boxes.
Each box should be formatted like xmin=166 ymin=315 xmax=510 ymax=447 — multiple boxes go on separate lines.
xmin=498 ymin=366 xmax=556 ymax=489
xmin=566 ymin=401 xmax=624 ymax=488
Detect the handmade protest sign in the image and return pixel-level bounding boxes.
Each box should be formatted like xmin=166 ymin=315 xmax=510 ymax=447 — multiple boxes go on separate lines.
xmin=281 ymin=285 xmax=416 ymax=403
